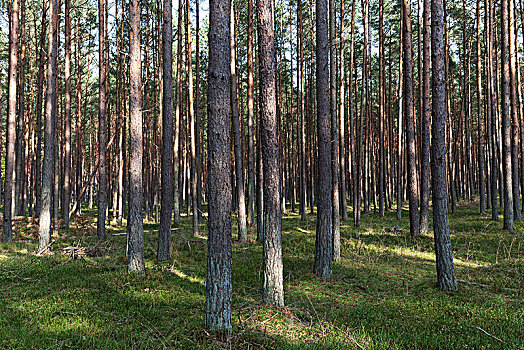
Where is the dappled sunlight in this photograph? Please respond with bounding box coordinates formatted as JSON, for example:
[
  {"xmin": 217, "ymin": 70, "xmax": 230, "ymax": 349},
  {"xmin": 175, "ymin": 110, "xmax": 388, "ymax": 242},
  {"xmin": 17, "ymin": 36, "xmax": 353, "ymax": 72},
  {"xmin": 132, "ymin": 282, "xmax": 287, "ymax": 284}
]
[{"xmin": 170, "ymin": 267, "xmax": 206, "ymax": 286}]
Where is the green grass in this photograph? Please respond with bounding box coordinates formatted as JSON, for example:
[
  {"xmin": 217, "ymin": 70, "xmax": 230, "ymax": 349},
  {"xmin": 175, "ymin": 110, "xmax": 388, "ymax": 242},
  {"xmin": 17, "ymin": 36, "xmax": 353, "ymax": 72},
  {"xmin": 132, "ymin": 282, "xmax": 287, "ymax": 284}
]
[{"xmin": 0, "ymin": 203, "xmax": 522, "ymax": 349}]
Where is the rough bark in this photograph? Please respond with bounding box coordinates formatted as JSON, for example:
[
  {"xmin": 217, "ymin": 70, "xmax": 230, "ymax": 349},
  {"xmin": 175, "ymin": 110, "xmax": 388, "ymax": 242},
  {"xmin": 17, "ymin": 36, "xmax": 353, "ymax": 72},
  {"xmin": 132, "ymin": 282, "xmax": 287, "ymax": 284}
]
[
  {"xmin": 34, "ymin": 6, "xmax": 47, "ymax": 219},
  {"xmin": 187, "ymin": 0, "xmax": 199, "ymax": 236},
  {"xmin": 298, "ymin": 0, "xmax": 307, "ymax": 221},
  {"xmin": 420, "ymin": 0, "xmax": 431, "ymax": 231},
  {"xmin": 329, "ymin": 0, "xmax": 340, "ymax": 262},
  {"xmin": 501, "ymin": 0, "xmax": 514, "ymax": 230},
  {"xmin": 3, "ymin": 0, "xmax": 19, "ymax": 243},
  {"xmin": 158, "ymin": 0, "xmax": 174, "ymax": 261},
  {"xmin": 379, "ymin": 0, "xmax": 385, "ymax": 218},
  {"xmin": 15, "ymin": 0, "xmax": 26, "ymax": 217},
  {"xmin": 173, "ymin": 0, "xmax": 183, "ymax": 225},
  {"xmin": 315, "ymin": 0, "xmax": 333, "ymax": 280},
  {"xmin": 477, "ymin": 0, "xmax": 486, "ymax": 214},
  {"xmin": 38, "ymin": 0, "xmax": 58, "ymax": 252},
  {"xmin": 230, "ymin": 2, "xmax": 247, "ymax": 242},
  {"xmin": 403, "ymin": 0, "xmax": 421, "ymax": 236},
  {"xmin": 128, "ymin": 0, "xmax": 145, "ymax": 273},
  {"xmin": 98, "ymin": 0, "xmax": 108, "ymax": 239},
  {"xmin": 431, "ymin": 0, "xmax": 458, "ymax": 291},
  {"xmin": 339, "ymin": 0, "xmax": 348, "ymax": 222},
  {"xmin": 509, "ymin": 0, "xmax": 520, "ymax": 220},
  {"xmin": 205, "ymin": 0, "xmax": 233, "ymax": 331},
  {"xmin": 63, "ymin": 0, "xmax": 72, "ymax": 228},
  {"xmin": 258, "ymin": 0, "xmax": 285, "ymax": 306},
  {"xmin": 247, "ymin": 0, "xmax": 256, "ymax": 227}
]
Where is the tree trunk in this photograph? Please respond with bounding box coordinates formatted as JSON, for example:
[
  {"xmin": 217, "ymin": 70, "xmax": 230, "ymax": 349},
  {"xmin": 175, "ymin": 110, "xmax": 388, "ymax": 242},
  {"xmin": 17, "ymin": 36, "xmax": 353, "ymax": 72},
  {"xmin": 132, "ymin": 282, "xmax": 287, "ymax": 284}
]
[
  {"xmin": 298, "ymin": 0, "xmax": 307, "ymax": 221},
  {"xmin": 230, "ymin": 1, "xmax": 247, "ymax": 242},
  {"xmin": 63, "ymin": 0, "xmax": 72, "ymax": 228},
  {"xmin": 379, "ymin": 0, "xmax": 385, "ymax": 218},
  {"xmin": 315, "ymin": 0, "xmax": 333, "ymax": 280},
  {"xmin": 174, "ymin": 0, "xmax": 183, "ymax": 225},
  {"xmin": 205, "ymin": 0, "xmax": 232, "ymax": 330},
  {"xmin": 187, "ymin": 0, "xmax": 199, "ymax": 236},
  {"xmin": 487, "ymin": 0, "xmax": 498, "ymax": 220},
  {"xmin": 329, "ymin": 0, "xmax": 340, "ymax": 262},
  {"xmin": 501, "ymin": 0, "xmax": 514, "ymax": 230},
  {"xmin": 3, "ymin": 0, "xmax": 19, "ymax": 243},
  {"xmin": 128, "ymin": 0, "xmax": 145, "ymax": 273},
  {"xmin": 246, "ymin": 0, "xmax": 256, "ymax": 228},
  {"xmin": 158, "ymin": 0, "xmax": 174, "ymax": 261},
  {"xmin": 258, "ymin": 0, "xmax": 284, "ymax": 307},
  {"xmin": 420, "ymin": 0, "xmax": 431, "ymax": 231},
  {"xmin": 34, "ymin": 6, "xmax": 47, "ymax": 219},
  {"xmin": 38, "ymin": 0, "xmax": 58, "ymax": 252},
  {"xmin": 98, "ymin": 0, "xmax": 107, "ymax": 239},
  {"xmin": 403, "ymin": 0, "xmax": 421, "ymax": 236},
  {"xmin": 477, "ymin": 0, "xmax": 486, "ymax": 214},
  {"xmin": 195, "ymin": 0, "xmax": 202, "ymax": 223},
  {"xmin": 397, "ymin": 9, "xmax": 404, "ymax": 222},
  {"xmin": 15, "ymin": 0, "xmax": 26, "ymax": 217},
  {"xmin": 339, "ymin": 0, "xmax": 348, "ymax": 222},
  {"xmin": 431, "ymin": 0, "xmax": 458, "ymax": 291},
  {"xmin": 509, "ymin": 0, "xmax": 520, "ymax": 220}
]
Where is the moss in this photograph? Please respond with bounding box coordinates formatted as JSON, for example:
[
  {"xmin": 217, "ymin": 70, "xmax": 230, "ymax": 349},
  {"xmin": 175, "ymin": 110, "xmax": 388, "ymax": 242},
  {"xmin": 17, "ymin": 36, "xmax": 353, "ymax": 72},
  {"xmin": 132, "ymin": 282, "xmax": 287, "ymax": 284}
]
[{"xmin": 0, "ymin": 204, "xmax": 521, "ymax": 349}]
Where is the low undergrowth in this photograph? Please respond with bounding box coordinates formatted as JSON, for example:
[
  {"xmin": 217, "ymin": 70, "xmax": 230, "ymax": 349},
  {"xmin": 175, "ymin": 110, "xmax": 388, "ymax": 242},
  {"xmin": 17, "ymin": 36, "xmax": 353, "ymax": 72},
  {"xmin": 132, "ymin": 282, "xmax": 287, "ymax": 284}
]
[{"xmin": 0, "ymin": 203, "xmax": 522, "ymax": 349}]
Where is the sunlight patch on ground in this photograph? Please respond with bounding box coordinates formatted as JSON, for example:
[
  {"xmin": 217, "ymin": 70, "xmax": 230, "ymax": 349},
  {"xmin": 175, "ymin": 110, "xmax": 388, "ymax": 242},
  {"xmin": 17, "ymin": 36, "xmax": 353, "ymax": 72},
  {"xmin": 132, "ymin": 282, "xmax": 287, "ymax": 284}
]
[
  {"xmin": 170, "ymin": 267, "xmax": 205, "ymax": 286},
  {"xmin": 355, "ymin": 240, "xmax": 490, "ymax": 268}
]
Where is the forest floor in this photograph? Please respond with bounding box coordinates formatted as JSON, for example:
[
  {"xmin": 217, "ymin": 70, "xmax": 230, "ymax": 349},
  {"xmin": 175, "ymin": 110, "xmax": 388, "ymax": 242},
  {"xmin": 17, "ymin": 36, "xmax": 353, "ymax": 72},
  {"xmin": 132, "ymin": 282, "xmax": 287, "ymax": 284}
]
[{"xmin": 0, "ymin": 203, "xmax": 522, "ymax": 349}]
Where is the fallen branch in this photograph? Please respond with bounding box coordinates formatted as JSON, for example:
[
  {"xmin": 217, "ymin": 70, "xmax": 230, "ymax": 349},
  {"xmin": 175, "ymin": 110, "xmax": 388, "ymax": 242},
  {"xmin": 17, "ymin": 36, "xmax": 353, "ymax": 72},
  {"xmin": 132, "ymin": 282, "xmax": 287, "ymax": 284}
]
[
  {"xmin": 475, "ymin": 327, "xmax": 507, "ymax": 345},
  {"xmin": 12, "ymin": 258, "xmax": 37, "ymax": 279},
  {"xmin": 36, "ymin": 239, "xmax": 55, "ymax": 255},
  {"xmin": 458, "ymin": 279, "xmax": 519, "ymax": 293},
  {"xmin": 329, "ymin": 323, "xmax": 367, "ymax": 350}
]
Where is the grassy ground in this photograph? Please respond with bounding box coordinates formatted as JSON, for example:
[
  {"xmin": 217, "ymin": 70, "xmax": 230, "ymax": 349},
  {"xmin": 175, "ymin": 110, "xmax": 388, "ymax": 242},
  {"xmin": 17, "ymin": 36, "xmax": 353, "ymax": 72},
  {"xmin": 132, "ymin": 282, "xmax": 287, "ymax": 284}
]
[{"xmin": 0, "ymin": 203, "xmax": 522, "ymax": 349}]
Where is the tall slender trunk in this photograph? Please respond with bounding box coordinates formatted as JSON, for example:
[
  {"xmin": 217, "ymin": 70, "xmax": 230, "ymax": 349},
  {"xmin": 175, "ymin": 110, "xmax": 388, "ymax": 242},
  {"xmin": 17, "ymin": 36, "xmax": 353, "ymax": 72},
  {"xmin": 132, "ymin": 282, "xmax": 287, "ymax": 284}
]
[
  {"xmin": 420, "ymin": 0, "xmax": 431, "ymax": 231},
  {"xmin": 195, "ymin": 0, "xmax": 202, "ymax": 223},
  {"xmin": 397, "ymin": 9, "xmax": 404, "ymax": 222},
  {"xmin": 339, "ymin": 0, "xmax": 348, "ymax": 222},
  {"xmin": 247, "ymin": 0, "xmax": 256, "ymax": 227},
  {"xmin": 501, "ymin": 0, "xmax": 514, "ymax": 230},
  {"xmin": 16, "ymin": 0, "xmax": 26, "ymax": 217},
  {"xmin": 329, "ymin": 0, "xmax": 340, "ymax": 261},
  {"xmin": 34, "ymin": 6, "xmax": 47, "ymax": 219},
  {"xmin": 349, "ymin": 0, "xmax": 356, "ymax": 224},
  {"xmin": 315, "ymin": 0, "xmax": 333, "ymax": 279},
  {"xmin": 205, "ymin": 0, "xmax": 232, "ymax": 330},
  {"xmin": 477, "ymin": 0, "xmax": 486, "ymax": 214},
  {"xmin": 298, "ymin": 0, "xmax": 307, "ymax": 221},
  {"xmin": 158, "ymin": 0, "xmax": 174, "ymax": 261},
  {"xmin": 488, "ymin": 0, "xmax": 498, "ymax": 220},
  {"xmin": 230, "ymin": 1, "xmax": 247, "ymax": 241},
  {"xmin": 509, "ymin": 0, "xmax": 520, "ymax": 220},
  {"xmin": 431, "ymin": 0, "xmax": 458, "ymax": 291},
  {"xmin": 3, "ymin": 0, "xmax": 20, "ymax": 243},
  {"xmin": 116, "ymin": 0, "xmax": 124, "ymax": 225},
  {"xmin": 128, "ymin": 0, "xmax": 145, "ymax": 273},
  {"xmin": 38, "ymin": 0, "xmax": 58, "ymax": 252},
  {"xmin": 187, "ymin": 0, "xmax": 199, "ymax": 236},
  {"xmin": 63, "ymin": 0, "xmax": 72, "ymax": 227},
  {"xmin": 98, "ymin": 0, "xmax": 107, "ymax": 239},
  {"xmin": 403, "ymin": 0, "xmax": 421, "ymax": 236},
  {"xmin": 174, "ymin": 0, "xmax": 183, "ymax": 225},
  {"xmin": 258, "ymin": 0, "xmax": 284, "ymax": 306},
  {"xmin": 378, "ymin": 0, "xmax": 385, "ymax": 218}
]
